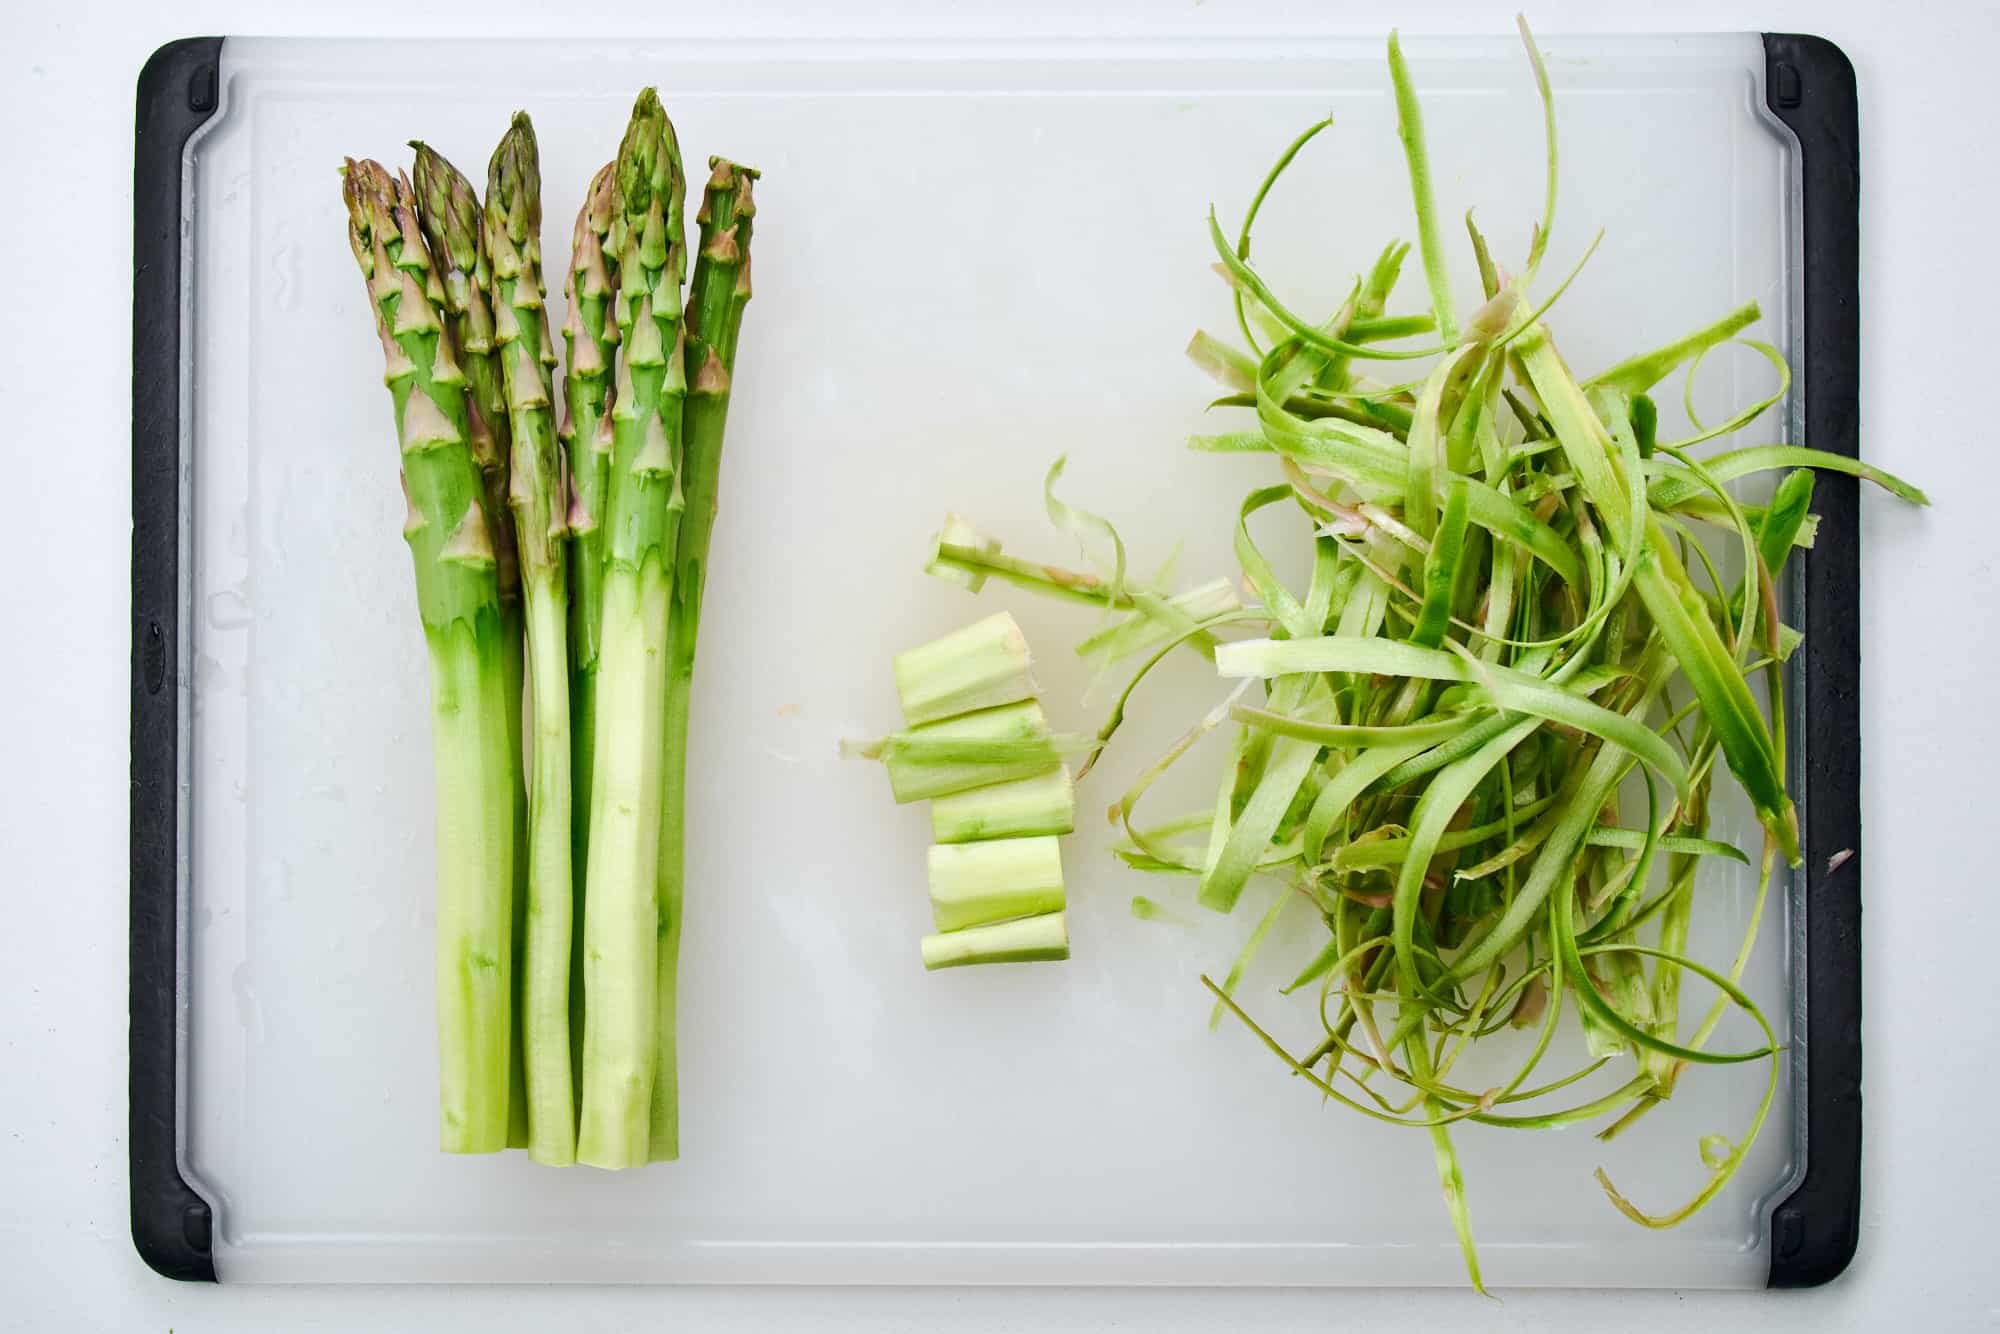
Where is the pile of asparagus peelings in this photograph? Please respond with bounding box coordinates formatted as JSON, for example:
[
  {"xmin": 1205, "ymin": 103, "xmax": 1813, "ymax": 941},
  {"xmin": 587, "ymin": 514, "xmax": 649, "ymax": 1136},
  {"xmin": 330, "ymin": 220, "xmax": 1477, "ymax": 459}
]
[{"xmin": 340, "ymin": 90, "xmax": 757, "ymax": 1168}]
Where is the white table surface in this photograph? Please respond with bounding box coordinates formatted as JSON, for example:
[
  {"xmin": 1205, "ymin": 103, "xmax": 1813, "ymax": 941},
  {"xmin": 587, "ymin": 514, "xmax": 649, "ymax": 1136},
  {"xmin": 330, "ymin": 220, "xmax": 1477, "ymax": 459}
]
[{"xmin": 2, "ymin": 0, "xmax": 1991, "ymax": 1328}]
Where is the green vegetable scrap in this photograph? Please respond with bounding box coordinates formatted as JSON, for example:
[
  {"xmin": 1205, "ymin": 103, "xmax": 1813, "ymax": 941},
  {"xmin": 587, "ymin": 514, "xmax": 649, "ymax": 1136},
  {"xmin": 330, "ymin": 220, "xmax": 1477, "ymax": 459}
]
[
  {"xmin": 860, "ymin": 615, "xmax": 1079, "ymax": 969},
  {"xmin": 918, "ymin": 18, "xmax": 1924, "ymax": 1287}
]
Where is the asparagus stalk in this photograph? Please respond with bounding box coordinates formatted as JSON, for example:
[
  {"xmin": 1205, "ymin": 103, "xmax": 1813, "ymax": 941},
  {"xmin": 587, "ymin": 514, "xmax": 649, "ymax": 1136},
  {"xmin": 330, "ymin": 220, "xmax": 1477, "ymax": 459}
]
[
  {"xmin": 562, "ymin": 161, "xmax": 620, "ymax": 898},
  {"xmin": 409, "ymin": 142, "xmax": 518, "ymax": 597},
  {"xmin": 561, "ymin": 161, "xmax": 620, "ymax": 1108},
  {"xmin": 485, "ymin": 113, "xmax": 577, "ymax": 1166},
  {"xmin": 409, "ymin": 141, "xmax": 532, "ymax": 1145},
  {"xmin": 577, "ymin": 89, "xmax": 687, "ymax": 1170},
  {"xmin": 652, "ymin": 154, "xmax": 759, "ymax": 1159},
  {"xmin": 342, "ymin": 158, "xmax": 515, "ymax": 1153}
]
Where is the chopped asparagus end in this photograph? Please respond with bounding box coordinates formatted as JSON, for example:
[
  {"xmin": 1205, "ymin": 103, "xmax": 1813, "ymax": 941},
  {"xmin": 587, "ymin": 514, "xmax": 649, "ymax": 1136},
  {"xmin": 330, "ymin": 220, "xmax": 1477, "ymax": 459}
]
[
  {"xmin": 927, "ymin": 835, "xmax": 1066, "ymax": 932},
  {"xmin": 879, "ymin": 699, "xmax": 1063, "ymax": 803},
  {"xmin": 930, "ymin": 766, "xmax": 1076, "ymax": 844},
  {"xmin": 925, "ymin": 514, "xmax": 1001, "ymax": 592},
  {"xmin": 893, "ymin": 610, "xmax": 1036, "ymax": 725},
  {"xmin": 921, "ymin": 912, "xmax": 1070, "ymax": 970}
]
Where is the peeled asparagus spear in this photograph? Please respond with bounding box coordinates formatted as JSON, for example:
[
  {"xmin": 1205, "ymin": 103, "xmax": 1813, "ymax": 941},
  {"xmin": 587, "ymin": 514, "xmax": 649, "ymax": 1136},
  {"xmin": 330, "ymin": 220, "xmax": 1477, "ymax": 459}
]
[
  {"xmin": 342, "ymin": 158, "xmax": 515, "ymax": 1153},
  {"xmin": 652, "ymin": 155, "xmax": 758, "ymax": 1159},
  {"xmin": 484, "ymin": 112, "xmax": 576, "ymax": 1166},
  {"xmin": 409, "ymin": 140, "xmax": 532, "ymax": 1145},
  {"xmin": 561, "ymin": 161, "xmax": 620, "ymax": 1109},
  {"xmin": 577, "ymin": 89, "xmax": 687, "ymax": 1170},
  {"xmin": 562, "ymin": 160, "xmax": 620, "ymax": 929}
]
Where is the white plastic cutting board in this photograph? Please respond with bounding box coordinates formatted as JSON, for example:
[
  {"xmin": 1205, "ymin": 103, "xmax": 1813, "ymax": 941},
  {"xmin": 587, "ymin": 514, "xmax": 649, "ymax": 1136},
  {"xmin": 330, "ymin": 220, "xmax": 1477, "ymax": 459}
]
[{"xmin": 178, "ymin": 32, "xmax": 1803, "ymax": 1285}]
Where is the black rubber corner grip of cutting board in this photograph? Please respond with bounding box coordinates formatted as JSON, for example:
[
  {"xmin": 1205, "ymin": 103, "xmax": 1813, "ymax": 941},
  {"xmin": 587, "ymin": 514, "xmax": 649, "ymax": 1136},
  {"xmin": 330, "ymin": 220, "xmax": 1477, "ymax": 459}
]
[
  {"xmin": 132, "ymin": 35, "xmax": 223, "ymax": 1284},
  {"xmin": 1762, "ymin": 32, "xmax": 1863, "ymax": 1290}
]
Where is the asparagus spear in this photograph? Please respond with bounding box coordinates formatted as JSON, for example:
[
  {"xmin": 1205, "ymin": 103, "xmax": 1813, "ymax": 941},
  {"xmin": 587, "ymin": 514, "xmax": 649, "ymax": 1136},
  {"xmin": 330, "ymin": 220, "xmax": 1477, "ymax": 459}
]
[
  {"xmin": 409, "ymin": 141, "xmax": 532, "ymax": 1145},
  {"xmin": 342, "ymin": 158, "xmax": 515, "ymax": 1153},
  {"xmin": 410, "ymin": 143, "xmax": 518, "ymax": 594},
  {"xmin": 577, "ymin": 89, "xmax": 687, "ymax": 1170},
  {"xmin": 484, "ymin": 112, "xmax": 576, "ymax": 1166},
  {"xmin": 652, "ymin": 155, "xmax": 757, "ymax": 1158},
  {"xmin": 561, "ymin": 162, "xmax": 620, "ymax": 1108},
  {"xmin": 561, "ymin": 160, "xmax": 620, "ymax": 940}
]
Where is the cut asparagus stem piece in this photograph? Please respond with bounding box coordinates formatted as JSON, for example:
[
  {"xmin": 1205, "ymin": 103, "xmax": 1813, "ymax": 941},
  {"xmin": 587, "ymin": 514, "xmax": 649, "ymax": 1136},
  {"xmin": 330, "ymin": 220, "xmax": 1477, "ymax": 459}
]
[
  {"xmin": 931, "ymin": 766, "xmax": 1076, "ymax": 843},
  {"xmin": 927, "ymin": 836, "xmax": 1067, "ymax": 932},
  {"xmin": 921, "ymin": 913, "xmax": 1071, "ymax": 970},
  {"xmin": 577, "ymin": 88, "xmax": 686, "ymax": 1171},
  {"xmin": 653, "ymin": 154, "xmax": 759, "ymax": 1160},
  {"xmin": 925, "ymin": 513, "xmax": 1001, "ymax": 592},
  {"xmin": 871, "ymin": 699, "xmax": 1066, "ymax": 803},
  {"xmin": 409, "ymin": 139, "xmax": 531, "ymax": 1148},
  {"xmin": 485, "ymin": 112, "xmax": 576, "ymax": 1167},
  {"xmin": 893, "ymin": 611, "xmax": 1037, "ymax": 725},
  {"xmin": 342, "ymin": 158, "xmax": 514, "ymax": 1154}
]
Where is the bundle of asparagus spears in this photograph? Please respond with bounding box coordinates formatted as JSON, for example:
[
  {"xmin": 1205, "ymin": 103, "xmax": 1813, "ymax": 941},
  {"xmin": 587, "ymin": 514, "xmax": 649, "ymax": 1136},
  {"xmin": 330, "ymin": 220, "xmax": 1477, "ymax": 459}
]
[{"xmin": 341, "ymin": 90, "xmax": 757, "ymax": 1168}]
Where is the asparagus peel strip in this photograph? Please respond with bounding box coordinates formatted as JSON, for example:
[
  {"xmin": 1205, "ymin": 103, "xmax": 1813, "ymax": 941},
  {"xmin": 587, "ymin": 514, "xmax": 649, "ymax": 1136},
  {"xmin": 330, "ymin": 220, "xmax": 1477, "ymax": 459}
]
[
  {"xmin": 485, "ymin": 112, "xmax": 577, "ymax": 1166},
  {"xmin": 577, "ymin": 88, "xmax": 687, "ymax": 1170},
  {"xmin": 342, "ymin": 158, "xmax": 516, "ymax": 1154}
]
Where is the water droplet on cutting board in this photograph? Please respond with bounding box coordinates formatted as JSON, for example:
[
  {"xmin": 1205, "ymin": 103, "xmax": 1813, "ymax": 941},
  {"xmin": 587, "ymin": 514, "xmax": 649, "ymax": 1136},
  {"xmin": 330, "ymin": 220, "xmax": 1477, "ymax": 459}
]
[
  {"xmin": 272, "ymin": 243, "xmax": 300, "ymax": 311},
  {"xmin": 231, "ymin": 961, "xmax": 266, "ymax": 1045},
  {"xmin": 193, "ymin": 652, "xmax": 225, "ymax": 693},
  {"xmin": 207, "ymin": 587, "xmax": 251, "ymax": 630},
  {"xmin": 262, "ymin": 858, "xmax": 294, "ymax": 903}
]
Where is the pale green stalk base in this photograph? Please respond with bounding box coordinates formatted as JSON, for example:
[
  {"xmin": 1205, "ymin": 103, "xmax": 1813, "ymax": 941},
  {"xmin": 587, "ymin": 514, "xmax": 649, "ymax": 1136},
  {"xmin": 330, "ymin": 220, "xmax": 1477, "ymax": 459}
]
[
  {"xmin": 569, "ymin": 668, "xmax": 595, "ymax": 1106},
  {"xmin": 649, "ymin": 677, "xmax": 691, "ymax": 1163},
  {"xmin": 893, "ymin": 611, "xmax": 1036, "ymax": 725},
  {"xmin": 522, "ymin": 581, "xmax": 577, "ymax": 1165},
  {"xmin": 927, "ymin": 836, "xmax": 1066, "ymax": 932},
  {"xmin": 922, "ymin": 913, "xmax": 1070, "ymax": 970},
  {"xmin": 931, "ymin": 766, "xmax": 1075, "ymax": 843},
  {"xmin": 427, "ymin": 617, "xmax": 516, "ymax": 1154},
  {"xmin": 577, "ymin": 561, "xmax": 670, "ymax": 1170}
]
